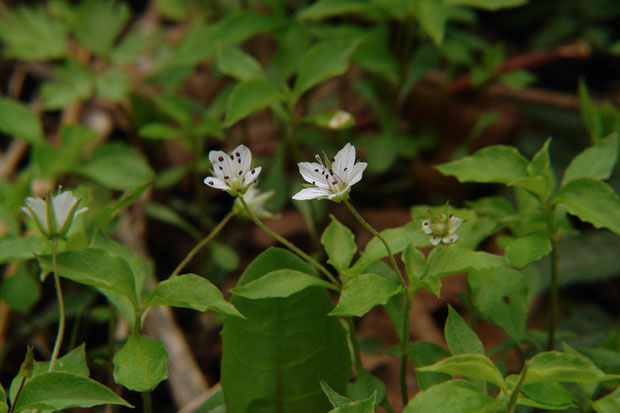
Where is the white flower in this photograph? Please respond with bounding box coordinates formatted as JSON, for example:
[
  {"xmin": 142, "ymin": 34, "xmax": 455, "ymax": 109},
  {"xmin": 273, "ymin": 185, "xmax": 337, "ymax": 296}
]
[
  {"xmin": 204, "ymin": 144, "xmax": 261, "ymax": 195},
  {"xmin": 292, "ymin": 142, "xmax": 367, "ymax": 202},
  {"xmin": 22, "ymin": 189, "xmax": 88, "ymax": 238},
  {"xmin": 422, "ymin": 213, "xmax": 463, "ymax": 246},
  {"xmin": 328, "ymin": 110, "xmax": 353, "ymax": 129},
  {"xmin": 234, "ymin": 187, "xmax": 278, "ymax": 219}
]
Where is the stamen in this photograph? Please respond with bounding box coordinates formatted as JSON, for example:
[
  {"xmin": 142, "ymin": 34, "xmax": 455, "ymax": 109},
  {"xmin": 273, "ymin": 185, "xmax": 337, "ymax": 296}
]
[
  {"xmin": 218, "ymin": 156, "xmax": 224, "ymax": 162},
  {"xmin": 207, "ymin": 181, "xmax": 213, "ymax": 185},
  {"xmin": 238, "ymin": 171, "xmax": 243, "ymax": 175},
  {"xmin": 314, "ymin": 169, "xmax": 319, "ymax": 172},
  {"xmin": 224, "ymin": 176, "xmax": 229, "ymax": 180},
  {"xmin": 230, "ymin": 154, "xmax": 234, "ymax": 160},
  {"xmin": 235, "ymin": 152, "xmax": 240, "ymax": 157}
]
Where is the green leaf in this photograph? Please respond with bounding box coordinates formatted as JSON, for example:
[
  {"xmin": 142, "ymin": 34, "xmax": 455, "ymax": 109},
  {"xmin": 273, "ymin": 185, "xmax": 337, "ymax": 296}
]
[
  {"xmin": 0, "ymin": 383, "xmax": 6, "ymax": 413},
  {"xmin": 498, "ymin": 70, "xmax": 537, "ymax": 89},
  {"xmin": 12, "ymin": 372, "xmax": 131, "ymax": 412},
  {"xmin": 413, "ymin": 0, "xmax": 448, "ymax": 46},
  {"xmin": 93, "ymin": 183, "xmax": 150, "ymax": 230},
  {"xmin": 505, "ymin": 233, "xmax": 552, "ymax": 268},
  {"xmin": 144, "ymin": 202, "xmax": 201, "ymax": 240},
  {"xmin": 33, "ymin": 344, "xmax": 90, "ymax": 377},
  {"xmin": 74, "ymin": 0, "xmax": 129, "ymax": 55},
  {"xmin": 525, "ymin": 351, "xmax": 611, "ymax": 384},
  {"xmin": 329, "ymin": 392, "xmax": 376, "ymax": 413},
  {"xmin": 215, "ymin": 46, "xmax": 265, "ymax": 81},
  {"xmin": 593, "ymin": 386, "xmax": 620, "ymax": 413},
  {"xmin": 554, "ymin": 178, "xmax": 620, "ymax": 234},
  {"xmin": 399, "ymin": 44, "xmax": 440, "ymax": 102},
  {"xmin": 77, "ymin": 142, "xmax": 154, "ymax": 190},
  {"xmin": 321, "ymin": 215, "xmax": 357, "ymax": 272},
  {"xmin": 444, "ymin": 0, "xmax": 528, "ymax": 10},
  {"xmin": 445, "ymin": 305, "xmax": 484, "ymax": 355},
  {"xmin": 139, "ymin": 123, "xmax": 180, "ymax": 140},
  {"xmin": 0, "ymin": 237, "xmax": 46, "ymax": 264},
  {"xmin": 436, "ymin": 145, "xmax": 529, "ymax": 184},
  {"xmin": 468, "ymin": 267, "xmax": 529, "ymax": 342},
  {"xmin": 424, "ymin": 245, "xmax": 504, "ymax": 278},
  {"xmin": 113, "ymin": 335, "xmax": 169, "ymax": 392},
  {"xmin": 0, "ymin": 265, "xmax": 41, "ymax": 312},
  {"xmin": 146, "ymin": 274, "xmax": 243, "ymax": 318},
  {"xmin": 297, "ymin": 0, "xmax": 369, "ymax": 20},
  {"xmin": 94, "ymin": 69, "xmax": 131, "ymax": 102},
  {"xmin": 0, "ymin": 97, "xmax": 44, "ymax": 145},
  {"xmin": 417, "ymin": 354, "xmax": 506, "ymax": 391},
  {"xmin": 403, "ymin": 380, "xmax": 496, "ymax": 413},
  {"xmin": 40, "ymin": 60, "xmax": 93, "ymax": 110},
  {"xmin": 518, "ymin": 382, "xmax": 577, "ymax": 410},
  {"xmin": 0, "ymin": 5, "xmax": 67, "ymax": 61},
  {"xmin": 231, "ymin": 269, "xmax": 337, "ymax": 299},
  {"xmin": 403, "ymin": 245, "xmax": 442, "ymax": 295},
  {"xmin": 563, "ymin": 133, "xmax": 620, "ymax": 185},
  {"xmin": 222, "ymin": 248, "xmax": 351, "ymax": 413},
  {"xmin": 109, "ymin": 27, "xmax": 159, "ymax": 64},
  {"xmin": 293, "ymin": 37, "xmax": 362, "ymax": 98},
  {"xmin": 346, "ymin": 370, "xmax": 387, "ymax": 407},
  {"xmin": 513, "ymin": 137, "xmax": 555, "ymax": 199},
  {"xmin": 352, "ymin": 223, "xmax": 418, "ymax": 273},
  {"xmin": 352, "ymin": 26, "xmax": 400, "ymax": 82},
  {"xmin": 320, "ymin": 379, "xmax": 352, "ymax": 407},
  {"xmin": 329, "ymin": 273, "xmax": 402, "ymax": 317},
  {"xmin": 224, "ymin": 79, "xmax": 280, "ymax": 127},
  {"xmin": 409, "ymin": 341, "xmax": 451, "ymax": 390}
]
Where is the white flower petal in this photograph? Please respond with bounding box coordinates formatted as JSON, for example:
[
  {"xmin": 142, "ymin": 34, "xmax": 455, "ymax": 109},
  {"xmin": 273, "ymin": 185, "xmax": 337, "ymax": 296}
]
[
  {"xmin": 344, "ymin": 162, "xmax": 367, "ymax": 187},
  {"xmin": 430, "ymin": 236, "xmax": 441, "ymax": 246},
  {"xmin": 298, "ymin": 162, "xmax": 328, "ymax": 188},
  {"xmin": 209, "ymin": 150, "xmax": 234, "ymax": 179},
  {"xmin": 333, "ymin": 142, "xmax": 356, "ymax": 177},
  {"xmin": 442, "ymin": 234, "xmax": 458, "ymax": 244},
  {"xmin": 204, "ymin": 176, "xmax": 230, "ymax": 190},
  {"xmin": 25, "ymin": 197, "xmax": 48, "ymax": 229},
  {"xmin": 52, "ymin": 191, "xmax": 79, "ymax": 228},
  {"xmin": 292, "ymin": 187, "xmax": 331, "ymax": 200},
  {"xmin": 75, "ymin": 207, "xmax": 88, "ymax": 217},
  {"xmin": 422, "ymin": 220, "xmax": 433, "ymax": 234},
  {"xmin": 242, "ymin": 166, "xmax": 261, "ymax": 187},
  {"xmin": 231, "ymin": 144, "xmax": 252, "ymax": 176},
  {"xmin": 448, "ymin": 215, "xmax": 463, "ymax": 233}
]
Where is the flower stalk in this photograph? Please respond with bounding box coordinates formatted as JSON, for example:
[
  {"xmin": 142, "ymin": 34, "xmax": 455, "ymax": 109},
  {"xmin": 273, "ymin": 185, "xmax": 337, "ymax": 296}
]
[{"xmin": 48, "ymin": 237, "xmax": 65, "ymax": 372}]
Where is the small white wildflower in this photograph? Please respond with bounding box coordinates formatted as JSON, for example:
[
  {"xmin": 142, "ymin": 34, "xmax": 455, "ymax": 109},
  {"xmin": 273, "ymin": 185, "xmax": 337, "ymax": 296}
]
[
  {"xmin": 328, "ymin": 110, "xmax": 353, "ymax": 129},
  {"xmin": 22, "ymin": 189, "xmax": 88, "ymax": 239},
  {"xmin": 204, "ymin": 144, "xmax": 261, "ymax": 196},
  {"xmin": 234, "ymin": 187, "xmax": 278, "ymax": 220},
  {"xmin": 292, "ymin": 142, "xmax": 367, "ymax": 202},
  {"xmin": 422, "ymin": 213, "xmax": 463, "ymax": 246}
]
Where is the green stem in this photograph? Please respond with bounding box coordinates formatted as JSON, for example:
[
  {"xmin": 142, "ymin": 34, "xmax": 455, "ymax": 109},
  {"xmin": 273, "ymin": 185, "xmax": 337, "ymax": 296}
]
[
  {"xmin": 506, "ymin": 362, "xmax": 528, "ymax": 413},
  {"xmin": 170, "ymin": 210, "xmax": 237, "ymax": 277},
  {"xmin": 547, "ymin": 235, "xmax": 559, "ymax": 351},
  {"xmin": 141, "ymin": 391, "xmax": 152, "ymax": 413},
  {"xmin": 343, "ymin": 199, "xmax": 410, "ymax": 404},
  {"xmin": 347, "ymin": 318, "xmax": 363, "ymax": 371},
  {"xmin": 239, "ymin": 195, "xmax": 340, "ymax": 287},
  {"xmin": 49, "ymin": 237, "xmax": 65, "ymax": 372}
]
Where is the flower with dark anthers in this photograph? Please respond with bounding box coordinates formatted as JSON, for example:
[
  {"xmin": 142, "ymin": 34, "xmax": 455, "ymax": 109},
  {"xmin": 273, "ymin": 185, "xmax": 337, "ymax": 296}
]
[
  {"xmin": 292, "ymin": 142, "xmax": 367, "ymax": 202},
  {"xmin": 204, "ymin": 145, "xmax": 261, "ymax": 196},
  {"xmin": 422, "ymin": 213, "xmax": 463, "ymax": 245}
]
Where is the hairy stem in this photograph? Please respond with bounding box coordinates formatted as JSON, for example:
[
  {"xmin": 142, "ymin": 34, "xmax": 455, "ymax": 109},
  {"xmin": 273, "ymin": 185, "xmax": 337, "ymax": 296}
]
[
  {"xmin": 49, "ymin": 237, "xmax": 65, "ymax": 372},
  {"xmin": 171, "ymin": 210, "xmax": 237, "ymax": 277},
  {"xmin": 239, "ymin": 195, "xmax": 340, "ymax": 287}
]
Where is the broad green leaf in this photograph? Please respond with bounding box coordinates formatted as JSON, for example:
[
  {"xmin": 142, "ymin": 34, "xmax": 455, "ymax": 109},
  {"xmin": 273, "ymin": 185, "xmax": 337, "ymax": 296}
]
[
  {"xmin": 329, "ymin": 392, "xmax": 376, "ymax": 413},
  {"xmin": 563, "ymin": 133, "xmax": 620, "ymax": 185},
  {"xmin": 554, "ymin": 178, "xmax": 620, "ymax": 234},
  {"xmin": 153, "ymin": 94, "xmax": 193, "ymax": 126},
  {"xmin": 329, "ymin": 273, "xmax": 402, "ymax": 317},
  {"xmin": 403, "ymin": 380, "xmax": 496, "ymax": 413},
  {"xmin": 518, "ymin": 382, "xmax": 577, "ymax": 410},
  {"xmin": 352, "ymin": 223, "xmax": 418, "ymax": 273},
  {"xmin": 402, "ymin": 245, "xmax": 442, "ymax": 295},
  {"xmin": 32, "ymin": 124, "xmax": 96, "ymax": 178},
  {"xmin": 515, "ymin": 137, "xmax": 555, "ymax": 199},
  {"xmin": 593, "ymin": 386, "xmax": 620, "ymax": 413},
  {"xmin": 0, "ymin": 237, "xmax": 46, "ymax": 264},
  {"xmin": 0, "ymin": 97, "xmax": 44, "ymax": 145},
  {"xmin": 215, "ymin": 46, "xmax": 265, "ymax": 81},
  {"xmin": 321, "ymin": 215, "xmax": 357, "ymax": 272},
  {"xmin": 0, "ymin": 265, "xmax": 41, "ymax": 312},
  {"xmin": 346, "ymin": 370, "xmax": 387, "ymax": 407},
  {"xmin": 436, "ymin": 145, "xmax": 529, "ymax": 184},
  {"xmin": 320, "ymin": 379, "xmax": 351, "ymax": 407},
  {"xmin": 398, "ymin": 44, "xmax": 441, "ymax": 102},
  {"xmin": 409, "ymin": 341, "xmax": 451, "ymax": 390},
  {"xmin": 352, "ymin": 26, "xmax": 400, "ymax": 82},
  {"xmin": 231, "ymin": 269, "xmax": 337, "ymax": 299},
  {"xmin": 297, "ymin": 0, "xmax": 369, "ymax": 20},
  {"xmin": 424, "ymin": 245, "xmax": 504, "ymax": 278},
  {"xmin": 417, "ymin": 354, "xmax": 506, "ymax": 391},
  {"xmin": 413, "ymin": 0, "xmax": 448, "ymax": 46},
  {"xmin": 110, "ymin": 27, "xmax": 158, "ymax": 64},
  {"xmin": 139, "ymin": 123, "xmax": 180, "ymax": 140},
  {"xmin": 222, "ymin": 248, "xmax": 351, "ymax": 413},
  {"xmin": 445, "ymin": 305, "xmax": 484, "ymax": 355},
  {"xmin": 468, "ymin": 267, "xmax": 528, "ymax": 342},
  {"xmin": 40, "ymin": 60, "xmax": 93, "ymax": 109},
  {"xmin": 270, "ymin": 23, "xmax": 311, "ymax": 84},
  {"xmin": 146, "ymin": 274, "xmax": 243, "ymax": 318},
  {"xmin": 77, "ymin": 142, "xmax": 154, "ymax": 190},
  {"xmin": 144, "ymin": 202, "xmax": 201, "ymax": 240},
  {"xmin": 445, "ymin": 0, "xmax": 527, "ymax": 10},
  {"xmin": 74, "ymin": 0, "xmax": 130, "ymax": 55},
  {"xmin": 193, "ymin": 116, "xmax": 223, "ymax": 139},
  {"xmin": 0, "ymin": 5, "xmax": 67, "ymax": 60},
  {"xmin": 12, "ymin": 372, "xmax": 131, "ymax": 412},
  {"xmin": 212, "ymin": 12, "xmax": 286, "ymax": 49},
  {"xmin": 505, "ymin": 233, "xmax": 552, "ymax": 268},
  {"xmin": 113, "ymin": 335, "xmax": 168, "ymax": 392},
  {"xmin": 0, "ymin": 383, "xmax": 6, "ymax": 413},
  {"xmin": 224, "ymin": 79, "xmax": 280, "ymax": 127},
  {"xmin": 93, "ymin": 183, "xmax": 150, "ymax": 230},
  {"xmin": 525, "ymin": 351, "xmax": 609, "ymax": 384},
  {"xmin": 293, "ymin": 37, "xmax": 362, "ymax": 98},
  {"xmin": 94, "ymin": 69, "xmax": 131, "ymax": 102}
]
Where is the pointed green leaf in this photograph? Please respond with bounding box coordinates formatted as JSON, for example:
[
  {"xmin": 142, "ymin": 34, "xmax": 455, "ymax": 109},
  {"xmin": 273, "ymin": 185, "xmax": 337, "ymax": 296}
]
[
  {"xmin": 404, "ymin": 380, "xmax": 496, "ymax": 413},
  {"xmin": 525, "ymin": 351, "xmax": 611, "ymax": 384},
  {"xmin": 0, "ymin": 383, "xmax": 6, "ymax": 413},
  {"xmin": 297, "ymin": 0, "xmax": 369, "ymax": 20},
  {"xmin": 445, "ymin": 305, "xmax": 484, "ymax": 355},
  {"xmin": 413, "ymin": 0, "xmax": 448, "ymax": 46},
  {"xmin": 74, "ymin": 0, "xmax": 130, "ymax": 55},
  {"xmin": 505, "ymin": 233, "xmax": 552, "ymax": 268},
  {"xmin": 554, "ymin": 178, "xmax": 620, "ymax": 234},
  {"xmin": 329, "ymin": 392, "xmax": 376, "ymax": 413},
  {"xmin": 468, "ymin": 268, "xmax": 528, "ymax": 342},
  {"xmin": 436, "ymin": 145, "xmax": 529, "ymax": 184},
  {"xmin": 215, "ymin": 46, "xmax": 265, "ymax": 81},
  {"xmin": 320, "ymin": 379, "xmax": 351, "ymax": 407},
  {"xmin": 346, "ymin": 370, "xmax": 387, "ymax": 407},
  {"xmin": 113, "ymin": 335, "xmax": 169, "ymax": 392},
  {"xmin": 514, "ymin": 137, "xmax": 555, "ymax": 199},
  {"xmin": 425, "ymin": 245, "xmax": 504, "ymax": 279},
  {"xmin": 352, "ymin": 223, "xmax": 419, "ymax": 273},
  {"xmin": 0, "ymin": 97, "xmax": 44, "ymax": 145},
  {"xmin": 417, "ymin": 354, "xmax": 506, "ymax": 392},
  {"xmin": 12, "ymin": 372, "xmax": 131, "ymax": 412},
  {"xmin": 563, "ymin": 133, "xmax": 620, "ymax": 185},
  {"xmin": 593, "ymin": 386, "xmax": 620, "ymax": 413},
  {"xmin": 224, "ymin": 79, "xmax": 280, "ymax": 127},
  {"xmin": 321, "ymin": 215, "xmax": 357, "ymax": 272},
  {"xmin": 146, "ymin": 274, "xmax": 243, "ymax": 318},
  {"xmin": 329, "ymin": 273, "xmax": 402, "ymax": 317},
  {"xmin": 517, "ymin": 382, "xmax": 577, "ymax": 410},
  {"xmin": 40, "ymin": 60, "xmax": 93, "ymax": 109},
  {"xmin": 139, "ymin": 123, "xmax": 180, "ymax": 140},
  {"xmin": 222, "ymin": 248, "xmax": 351, "ymax": 413},
  {"xmin": 409, "ymin": 341, "xmax": 451, "ymax": 390},
  {"xmin": 445, "ymin": 0, "xmax": 527, "ymax": 10},
  {"xmin": 231, "ymin": 268, "xmax": 338, "ymax": 299}
]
